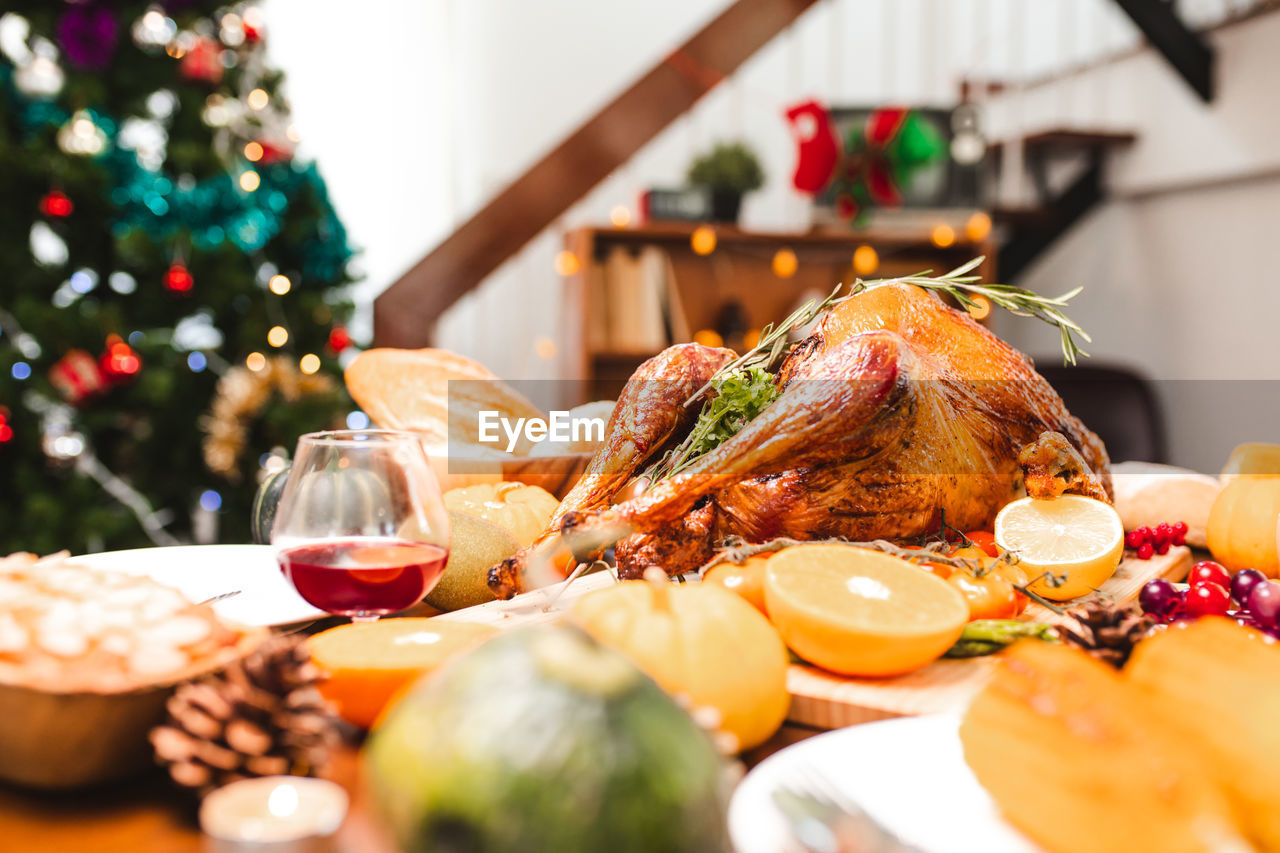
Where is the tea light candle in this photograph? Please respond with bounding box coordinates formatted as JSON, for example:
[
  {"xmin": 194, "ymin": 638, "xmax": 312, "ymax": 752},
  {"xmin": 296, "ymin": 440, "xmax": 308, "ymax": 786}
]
[{"xmin": 200, "ymin": 776, "xmax": 349, "ymax": 853}]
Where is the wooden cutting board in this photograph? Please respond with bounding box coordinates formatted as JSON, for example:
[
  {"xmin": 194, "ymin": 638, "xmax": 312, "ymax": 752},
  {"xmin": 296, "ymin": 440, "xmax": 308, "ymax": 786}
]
[{"xmin": 434, "ymin": 547, "xmax": 1193, "ymax": 729}]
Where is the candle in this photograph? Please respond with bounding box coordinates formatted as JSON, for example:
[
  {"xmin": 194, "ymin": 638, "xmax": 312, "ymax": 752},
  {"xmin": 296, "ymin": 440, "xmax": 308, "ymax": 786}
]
[{"xmin": 200, "ymin": 776, "xmax": 349, "ymax": 853}]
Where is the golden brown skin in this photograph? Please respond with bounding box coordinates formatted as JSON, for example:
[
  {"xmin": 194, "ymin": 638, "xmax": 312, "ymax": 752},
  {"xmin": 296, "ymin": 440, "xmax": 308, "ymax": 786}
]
[
  {"xmin": 1019, "ymin": 431, "xmax": 1110, "ymax": 501},
  {"xmin": 491, "ymin": 283, "xmax": 1112, "ymax": 595},
  {"xmin": 487, "ymin": 343, "xmax": 734, "ymax": 598}
]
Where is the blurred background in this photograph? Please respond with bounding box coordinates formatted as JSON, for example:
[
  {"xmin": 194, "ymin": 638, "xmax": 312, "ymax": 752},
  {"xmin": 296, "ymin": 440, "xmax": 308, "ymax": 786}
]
[{"xmin": 2, "ymin": 0, "xmax": 1278, "ymax": 553}]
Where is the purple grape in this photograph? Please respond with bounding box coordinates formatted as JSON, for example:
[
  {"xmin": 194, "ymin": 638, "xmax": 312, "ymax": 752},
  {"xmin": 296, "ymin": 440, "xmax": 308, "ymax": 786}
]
[
  {"xmin": 1139, "ymin": 578, "xmax": 1178, "ymax": 616},
  {"xmin": 1247, "ymin": 581, "xmax": 1280, "ymax": 630},
  {"xmin": 1230, "ymin": 569, "xmax": 1267, "ymax": 606}
]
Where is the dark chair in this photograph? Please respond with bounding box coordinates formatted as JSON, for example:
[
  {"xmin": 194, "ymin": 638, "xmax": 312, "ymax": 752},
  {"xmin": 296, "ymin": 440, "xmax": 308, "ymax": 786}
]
[{"xmin": 1035, "ymin": 362, "xmax": 1167, "ymax": 464}]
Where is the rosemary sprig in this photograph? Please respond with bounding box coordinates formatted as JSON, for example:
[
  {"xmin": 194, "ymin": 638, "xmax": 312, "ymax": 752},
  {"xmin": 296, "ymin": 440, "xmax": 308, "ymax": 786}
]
[
  {"xmin": 685, "ymin": 282, "xmax": 845, "ymax": 407},
  {"xmin": 848, "ymin": 256, "xmax": 1091, "ymax": 366}
]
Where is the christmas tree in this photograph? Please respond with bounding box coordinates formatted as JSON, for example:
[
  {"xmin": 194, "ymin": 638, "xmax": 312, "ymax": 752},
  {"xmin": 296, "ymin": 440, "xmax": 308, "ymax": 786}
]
[{"xmin": 0, "ymin": 2, "xmax": 357, "ymax": 554}]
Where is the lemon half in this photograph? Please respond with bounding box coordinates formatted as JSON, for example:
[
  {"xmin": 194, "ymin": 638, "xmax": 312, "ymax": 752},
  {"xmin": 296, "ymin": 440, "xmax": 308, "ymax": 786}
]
[{"xmin": 994, "ymin": 496, "xmax": 1124, "ymax": 601}]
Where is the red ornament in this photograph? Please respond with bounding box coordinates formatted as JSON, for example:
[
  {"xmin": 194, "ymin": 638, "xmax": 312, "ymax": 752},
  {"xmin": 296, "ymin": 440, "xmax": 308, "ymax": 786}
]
[
  {"xmin": 327, "ymin": 327, "xmax": 351, "ymax": 353},
  {"xmin": 39, "ymin": 190, "xmax": 74, "ymax": 218},
  {"xmin": 165, "ymin": 263, "xmax": 194, "ymax": 293},
  {"xmin": 100, "ymin": 335, "xmax": 142, "ymax": 380},
  {"xmin": 255, "ymin": 140, "xmax": 293, "ymax": 165},
  {"xmin": 0, "ymin": 407, "xmax": 12, "ymax": 444},
  {"xmin": 49, "ymin": 349, "xmax": 108, "ymax": 404},
  {"xmin": 180, "ymin": 37, "xmax": 224, "ymax": 84}
]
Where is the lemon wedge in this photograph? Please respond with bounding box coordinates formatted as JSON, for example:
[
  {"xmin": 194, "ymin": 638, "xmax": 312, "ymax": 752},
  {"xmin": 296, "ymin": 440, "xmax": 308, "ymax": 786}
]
[{"xmin": 994, "ymin": 495, "xmax": 1124, "ymax": 601}]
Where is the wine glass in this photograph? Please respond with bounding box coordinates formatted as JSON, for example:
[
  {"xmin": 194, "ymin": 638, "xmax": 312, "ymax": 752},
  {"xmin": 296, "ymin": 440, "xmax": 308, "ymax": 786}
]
[{"xmin": 271, "ymin": 429, "xmax": 450, "ymax": 622}]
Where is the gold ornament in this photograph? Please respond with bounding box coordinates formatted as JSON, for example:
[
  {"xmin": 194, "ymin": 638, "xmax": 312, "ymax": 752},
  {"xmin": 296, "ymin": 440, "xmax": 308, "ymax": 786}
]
[{"xmin": 201, "ymin": 357, "xmax": 335, "ymax": 480}]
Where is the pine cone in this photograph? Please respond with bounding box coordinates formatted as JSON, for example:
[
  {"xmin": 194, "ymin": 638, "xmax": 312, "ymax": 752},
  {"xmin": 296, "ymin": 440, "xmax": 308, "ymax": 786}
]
[
  {"xmin": 150, "ymin": 634, "xmax": 336, "ymax": 795},
  {"xmin": 1058, "ymin": 600, "xmax": 1157, "ymax": 668}
]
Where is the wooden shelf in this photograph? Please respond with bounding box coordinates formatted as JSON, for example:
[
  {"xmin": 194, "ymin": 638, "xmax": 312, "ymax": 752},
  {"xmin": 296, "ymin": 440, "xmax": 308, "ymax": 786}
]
[{"xmin": 560, "ymin": 223, "xmax": 997, "ymax": 404}]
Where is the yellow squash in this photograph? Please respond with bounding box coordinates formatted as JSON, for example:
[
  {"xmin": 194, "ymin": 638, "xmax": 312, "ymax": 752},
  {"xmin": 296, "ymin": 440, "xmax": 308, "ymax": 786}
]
[
  {"xmin": 569, "ymin": 569, "xmax": 790, "ymax": 752},
  {"xmin": 442, "ymin": 481, "xmax": 559, "ymax": 547},
  {"xmin": 1208, "ymin": 476, "xmax": 1280, "ymax": 576}
]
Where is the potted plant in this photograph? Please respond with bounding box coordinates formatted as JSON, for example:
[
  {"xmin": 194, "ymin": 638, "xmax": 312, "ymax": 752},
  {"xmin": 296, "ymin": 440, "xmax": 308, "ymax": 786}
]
[{"xmin": 686, "ymin": 142, "xmax": 765, "ymax": 223}]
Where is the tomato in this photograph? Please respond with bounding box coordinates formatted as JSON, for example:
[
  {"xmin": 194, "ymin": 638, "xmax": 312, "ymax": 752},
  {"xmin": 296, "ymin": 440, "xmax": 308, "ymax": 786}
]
[
  {"xmin": 964, "ymin": 530, "xmax": 1000, "ymax": 558},
  {"xmin": 986, "ymin": 563, "xmax": 1030, "ymax": 616},
  {"xmin": 703, "ymin": 556, "xmax": 770, "ymax": 615},
  {"xmin": 902, "ymin": 545, "xmax": 953, "ymax": 579},
  {"xmin": 948, "ymin": 570, "xmax": 1022, "ymax": 620}
]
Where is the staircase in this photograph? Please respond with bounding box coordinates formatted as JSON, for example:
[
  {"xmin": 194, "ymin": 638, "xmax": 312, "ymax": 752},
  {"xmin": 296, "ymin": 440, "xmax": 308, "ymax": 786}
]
[{"xmin": 373, "ymin": 0, "xmax": 1228, "ymax": 350}]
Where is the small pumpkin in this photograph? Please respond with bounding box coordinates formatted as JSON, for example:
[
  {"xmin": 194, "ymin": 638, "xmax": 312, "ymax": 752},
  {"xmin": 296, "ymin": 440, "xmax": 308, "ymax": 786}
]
[
  {"xmin": 442, "ymin": 482, "xmax": 559, "ymax": 547},
  {"xmin": 1207, "ymin": 474, "xmax": 1280, "ymax": 576},
  {"xmin": 702, "ymin": 555, "xmax": 771, "ymax": 615},
  {"xmin": 569, "ymin": 568, "xmax": 790, "ymax": 752}
]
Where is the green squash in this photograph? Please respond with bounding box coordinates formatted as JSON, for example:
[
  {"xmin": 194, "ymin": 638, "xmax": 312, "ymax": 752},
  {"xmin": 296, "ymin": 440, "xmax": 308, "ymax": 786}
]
[
  {"xmin": 365, "ymin": 625, "xmax": 733, "ymax": 853},
  {"xmin": 251, "ymin": 466, "xmax": 393, "ymax": 543},
  {"xmin": 250, "ymin": 467, "xmax": 291, "ymax": 544}
]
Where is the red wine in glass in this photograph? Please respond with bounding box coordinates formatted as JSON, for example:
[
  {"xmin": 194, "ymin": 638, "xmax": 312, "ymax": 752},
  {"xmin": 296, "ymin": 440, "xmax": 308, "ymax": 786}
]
[{"xmin": 279, "ymin": 538, "xmax": 448, "ymax": 620}]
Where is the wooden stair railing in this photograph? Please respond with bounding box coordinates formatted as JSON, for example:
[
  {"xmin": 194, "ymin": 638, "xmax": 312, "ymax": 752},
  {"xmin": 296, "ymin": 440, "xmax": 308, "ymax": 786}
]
[{"xmin": 374, "ymin": 0, "xmax": 821, "ymax": 348}]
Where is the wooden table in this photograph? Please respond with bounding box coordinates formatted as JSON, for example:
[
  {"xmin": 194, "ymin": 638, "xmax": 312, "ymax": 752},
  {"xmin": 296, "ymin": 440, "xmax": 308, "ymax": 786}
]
[{"xmin": 0, "ymin": 723, "xmax": 821, "ymax": 852}]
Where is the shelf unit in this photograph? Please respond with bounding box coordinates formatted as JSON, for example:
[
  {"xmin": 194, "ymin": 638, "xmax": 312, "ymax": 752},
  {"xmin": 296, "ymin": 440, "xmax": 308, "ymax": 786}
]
[{"xmin": 559, "ymin": 222, "xmax": 996, "ymax": 404}]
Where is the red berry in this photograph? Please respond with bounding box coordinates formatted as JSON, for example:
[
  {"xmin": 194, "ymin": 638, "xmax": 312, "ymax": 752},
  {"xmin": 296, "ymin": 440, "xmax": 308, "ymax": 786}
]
[
  {"xmin": 1132, "ymin": 527, "xmax": 1152, "ymax": 546},
  {"xmin": 1188, "ymin": 560, "xmax": 1231, "ymax": 589},
  {"xmin": 1172, "ymin": 521, "xmax": 1188, "ymax": 537},
  {"xmin": 1136, "ymin": 542, "xmax": 1154, "ymax": 560},
  {"xmin": 1155, "ymin": 540, "xmax": 1170, "ymax": 555},
  {"xmin": 1152, "ymin": 524, "xmax": 1172, "ymax": 549},
  {"xmin": 1184, "ymin": 582, "xmax": 1231, "ymax": 618},
  {"xmin": 1125, "ymin": 530, "xmax": 1145, "ymax": 549}
]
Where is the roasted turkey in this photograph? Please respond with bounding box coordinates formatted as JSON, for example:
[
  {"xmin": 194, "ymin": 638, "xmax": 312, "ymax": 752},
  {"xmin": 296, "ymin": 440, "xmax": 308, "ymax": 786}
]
[{"xmin": 489, "ymin": 283, "xmax": 1110, "ymax": 598}]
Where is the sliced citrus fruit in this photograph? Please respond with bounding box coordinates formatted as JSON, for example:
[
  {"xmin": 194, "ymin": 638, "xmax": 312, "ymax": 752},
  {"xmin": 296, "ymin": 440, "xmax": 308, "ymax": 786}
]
[
  {"xmin": 308, "ymin": 618, "xmax": 496, "ymax": 728},
  {"xmin": 762, "ymin": 544, "xmax": 968, "ymax": 677},
  {"xmin": 994, "ymin": 495, "xmax": 1124, "ymax": 601}
]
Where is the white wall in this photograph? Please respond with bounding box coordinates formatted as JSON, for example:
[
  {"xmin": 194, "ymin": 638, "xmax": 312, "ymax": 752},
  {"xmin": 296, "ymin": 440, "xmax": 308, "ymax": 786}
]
[{"xmin": 988, "ymin": 10, "xmax": 1280, "ymax": 470}]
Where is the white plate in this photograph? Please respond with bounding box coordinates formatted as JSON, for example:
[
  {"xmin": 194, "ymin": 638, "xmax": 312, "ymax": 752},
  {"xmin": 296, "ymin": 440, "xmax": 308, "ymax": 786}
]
[
  {"xmin": 73, "ymin": 545, "xmax": 325, "ymax": 627},
  {"xmin": 730, "ymin": 715, "xmax": 1040, "ymax": 853}
]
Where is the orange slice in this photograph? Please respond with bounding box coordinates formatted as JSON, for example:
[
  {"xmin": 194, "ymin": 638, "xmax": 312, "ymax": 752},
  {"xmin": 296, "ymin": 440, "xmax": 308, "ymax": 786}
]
[
  {"xmin": 762, "ymin": 544, "xmax": 968, "ymax": 677},
  {"xmin": 307, "ymin": 618, "xmax": 496, "ymax": 728},
  {"xmin": 994, "ymin": 496, "xmax": 1124, "ymax": 601}
]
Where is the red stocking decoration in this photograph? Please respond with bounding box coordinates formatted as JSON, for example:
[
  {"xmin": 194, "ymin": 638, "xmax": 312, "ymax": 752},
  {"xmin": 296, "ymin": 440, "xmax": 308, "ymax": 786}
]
[{"xmin": 784, "ymin": 100, "xmax": 840, "ymax": 194}]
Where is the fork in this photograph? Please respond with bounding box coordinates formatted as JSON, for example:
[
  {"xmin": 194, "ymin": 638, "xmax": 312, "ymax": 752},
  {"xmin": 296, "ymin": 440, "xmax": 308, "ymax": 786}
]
[{"xmin": 771, "ymin": 765, "xmax": 923, "ymax": 853}]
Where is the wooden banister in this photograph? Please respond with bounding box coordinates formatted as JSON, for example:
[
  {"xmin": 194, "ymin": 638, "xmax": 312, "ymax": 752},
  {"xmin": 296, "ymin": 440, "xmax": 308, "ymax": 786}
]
[{"xmin": 373, "ymin": 0, "xmax": 821, "ymax": 348}]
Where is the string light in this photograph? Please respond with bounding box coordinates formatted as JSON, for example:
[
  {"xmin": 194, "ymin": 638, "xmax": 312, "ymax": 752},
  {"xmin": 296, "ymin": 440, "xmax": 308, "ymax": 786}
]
[
  {"xmin": 853, "ymin": 245, "xmax": 879, "ymax": 276},
  {"xmin": 966, "ymin": 293, "xmax": 993, "ymax": 321},
  {"xmin": 299, "ymin": 353, "xmax": 321, "ymax": 374},
  {"xmin": 267, "ymin": 325, "xmax": 288, "ymax": 347},
  {"xmin": 268, "ymin": 274, "xmax": 291, "ymax": 295},
  {"xmin": 246, "ymin": 88, "xmax": 269, "ymax": 110},
  {"xmin": 553, "ymin": 250, "xmax": 581, "ymax": 276},
  {"xmin": 609, "ymin": 206, "xmax": 631, "ymax": 228},
  {"xmin": 772, "ymin": 248, "xmax": 798, "ymax": 279},
  {"xmin": 243, "ymin": 141, "xmax": 264, "ymax": 162},
  {"xmin": 693, "ymin": 329, "xmax": 724, "ymax": 348},
  {"xmin": 690, "ymin": 225, "xmax": 716, "ymax": 256},
  {"xmin": 246, "ymin": 352, "xmax": 266, "ymax": 372},
  {"xmin": 930, "ymin": 223, "xmax": 956, "ymax": 248},
  {"xmin": 239, "ymin": 170, "xmax": 260, "ymax": 192},
  {"xmin": 534, "ymin": 337, "xmax": 557, "ymax": 360},
  {"xmin": 965, "ymin": 211, "xmax": 992, "ymax": 242}
]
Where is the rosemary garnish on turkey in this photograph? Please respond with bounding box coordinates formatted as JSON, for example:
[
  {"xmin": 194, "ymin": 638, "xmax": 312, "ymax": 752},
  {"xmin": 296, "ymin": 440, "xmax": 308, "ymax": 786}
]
[{"xmin": 644, "ymin": 257, "xmax": 1089, "ymax": 483}]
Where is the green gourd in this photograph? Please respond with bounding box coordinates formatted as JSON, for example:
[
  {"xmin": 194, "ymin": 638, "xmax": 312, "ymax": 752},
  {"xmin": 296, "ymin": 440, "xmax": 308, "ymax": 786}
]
[
  {"xmin": 365, "ymin": 625, "xmax": 733, "ymax": 853},
  {"xmin": 250, "ymin": 466, "xmax": 392, "ymax": 543}
]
